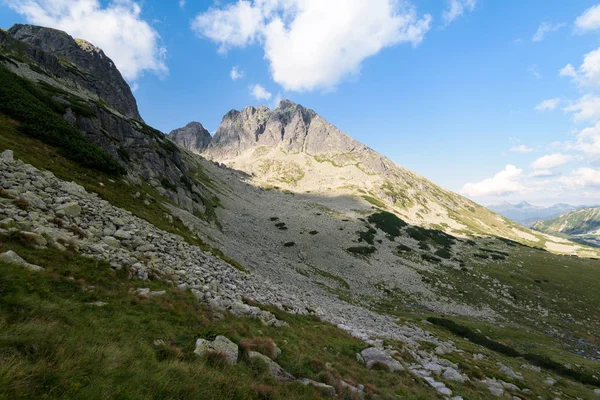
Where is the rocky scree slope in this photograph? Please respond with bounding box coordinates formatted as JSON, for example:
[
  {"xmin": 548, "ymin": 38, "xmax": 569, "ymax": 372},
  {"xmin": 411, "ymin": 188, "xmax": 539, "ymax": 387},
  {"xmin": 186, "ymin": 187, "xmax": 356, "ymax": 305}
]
[
  {"xmin": 0, "ymin": 24, "xmax": 216, "ymax": 216},
  {"xmin": 4, "ymin": 151, "xmax": 600, "ymax": 399},
  {"xmin": 170, "ymin": 100, "xmax": 595, "ymax": 256}
]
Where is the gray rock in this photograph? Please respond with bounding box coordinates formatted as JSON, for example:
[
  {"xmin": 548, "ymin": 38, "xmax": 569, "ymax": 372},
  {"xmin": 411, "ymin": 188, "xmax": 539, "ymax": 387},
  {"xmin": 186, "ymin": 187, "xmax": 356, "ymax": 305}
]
[
  {"xmin": 544, "ymin": 377, "xmax": 556, "ymax": 386},
  {"xmin": 194, "ymin": 336, "xmax": 238, "ymax": 365},
  {"xmin": 248, "ymin": 351, "xmax": 294, "ymax": 381},
  {"xmin": 21, "ymin": 231, "xmax": 47, "ymax": 247},
  {"xmin": 168, "ymin": 122, "xmax": 212, "ymax": 152},
  {"xmin": 442, "ymin": 367, "xmax": 466, "ymax": 382},
  {"xmin": 437, "ymin": 387, "xmax": 453, "ymax": 396},
  {"xmin": 56, "ymin": 202, "xmax": 81, "ymax": 218},
  {"xmin": 299, "ymin": 378, "xmax": 336, "ymax": 398},
  {"xmin": 114, "ymin": 229, "xmax": 132, "ymax": 240},
  {"xmin": 1, "ymin": 149, "xmax": 13, "ymax": 160},
  {"xmin": 488, "ymin": 386, "xmax": 504, "ymax": 397},
  {"xmin": 360, "ymin": 347, "xmax": 404, "ymax": 372},
  {"xmin": 0, "ymin": 250, "xmax": 44, "ymax": 271},
  {"xmin": 499, "ymin": 364, "xmax": 519, "ymax": 379},
  {"xmin": 594, "ymin": 388, "xmax": 600, "ymax": 395}
]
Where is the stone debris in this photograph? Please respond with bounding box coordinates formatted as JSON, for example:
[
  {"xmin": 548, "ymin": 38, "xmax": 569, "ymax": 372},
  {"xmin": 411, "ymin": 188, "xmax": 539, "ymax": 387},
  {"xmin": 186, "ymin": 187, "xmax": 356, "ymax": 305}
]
[
  {"xmin": 360, "ymin": 347, "xmax": 404, "ymax": 372},
  {"xmin": 194, "ymin": 336, "xmax": 239, "ymax": 365}
]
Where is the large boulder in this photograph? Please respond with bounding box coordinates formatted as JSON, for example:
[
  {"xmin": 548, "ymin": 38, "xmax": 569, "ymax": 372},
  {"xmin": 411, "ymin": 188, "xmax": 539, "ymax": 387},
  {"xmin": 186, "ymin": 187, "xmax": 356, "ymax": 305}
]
[
  {"xmin": 299, "ymin": 378, "xmax": 336, "ymax": 398},
  {"xmin": 360, "ymin": 347, "xmax": 404, "ymax": 372},
  {"xmin": 248, "ymin": 351, "xmax": 294, "ymax": 381},
  {"xmin": 194, "ymin": 336, "xmax": 239, "ymax": 365},
  {"xmin": 0, "ymin": 250, "xmax": 44, "ymax": 271}
]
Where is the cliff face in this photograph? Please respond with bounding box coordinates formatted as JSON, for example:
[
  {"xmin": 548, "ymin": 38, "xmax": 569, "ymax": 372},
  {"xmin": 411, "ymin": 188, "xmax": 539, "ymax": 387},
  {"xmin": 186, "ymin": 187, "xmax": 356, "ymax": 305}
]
[
  {"xmin": 0, "ymin": 24, "xmax": 214, "ymax": 216},
  {"xmin": 7, "ymin": 24, "xmax": 140, "ymax": 119}
]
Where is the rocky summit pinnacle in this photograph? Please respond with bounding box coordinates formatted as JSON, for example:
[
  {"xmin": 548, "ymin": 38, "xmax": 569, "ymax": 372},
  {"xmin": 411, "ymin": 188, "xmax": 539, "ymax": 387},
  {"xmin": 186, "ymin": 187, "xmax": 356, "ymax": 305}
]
[
  {"xmin": 5, "ymin": 24, "xmax": 140, "ymax": 119},
  {"xmin": 168, "ymin": 122, "xmax": 212, "ymax": 152}
]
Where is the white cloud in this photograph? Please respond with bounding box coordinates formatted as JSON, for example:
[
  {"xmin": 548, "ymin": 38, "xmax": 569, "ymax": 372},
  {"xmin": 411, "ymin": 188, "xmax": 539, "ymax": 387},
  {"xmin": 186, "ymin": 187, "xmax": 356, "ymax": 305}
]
[
  {"xmin": 535, "ymin": 98, "xmax": 560, "ymax": 111},
  {"xmin": 564, "ymin": 94, "xmax": 600, "ymax": 122},
  {"xmin": 179, "ymin": 0, "xmax": 185, "ymax": 9},
  {"xmin": 272, "ymin": 92, "xmax": 282, "ymax": 108},
  {"xmin": 250, "ymin": 84, "xmax": 272, "ymax": 100},
  {"xmin": 532, "ymin": 21, "xmax": 565, "ymax": 42},
  {"xmin": 560, "ymin": 47, "xmax": 600, "ymax": 89},
  {"xmin": 558, "ymin": 168, "xmax": 600, "ymax": 188},
  {"xmin": 461, "ymin": 165, "xmax": 525, "ymax": 197},
  {"xmin": 575, "ymin": 4, "xmax": 600, "ymax": 32},
  {"xmin": 559, "ymin": 64, "xmax": 577, "ymax": 78},
  {"xmin": 443, "ymin": 0, "xmax": 477, "ymax": 24},
  {"xmin": 529, "ymin": 169, "xmax": 554, "ymax": 178},
  {"xmin": 531, "ymin": 153, "xmax": 572, "ymax": 170},
  {"xmin": 192, "ymin": 0, "xmax": 432, "ymax": 92},
  {"xmin": 528, "ymin": 64, "xmax": 542, "ymax": 79},
  {"xmin": 230, "ymin": 66, "xmax": 244, "ymax": 80},
  {"xmin": 5, "ymin": 0, "xmax": 167, "ymax": 81},
  {"xmin": 510, "ymin": 144, "xmax": 533, "ymax": 153},
  {"xmin": 573, "ymin": 122, "xmax": 600, "ymax": 156}
]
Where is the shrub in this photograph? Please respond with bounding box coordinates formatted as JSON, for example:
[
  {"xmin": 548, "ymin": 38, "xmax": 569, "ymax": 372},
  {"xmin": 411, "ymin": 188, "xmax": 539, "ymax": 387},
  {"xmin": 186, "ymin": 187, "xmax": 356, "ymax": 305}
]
[
  {"xmin": 434, "ymin": 248, "xmax": 452, "ymax": 259},
  {"xmin": 12, "ymin": 197, "xmax": 29, "ymax": 210},
  {"xmin": 283, "ymin": 242, "xmax": 296, "ymax": 247},
  {"xmin": 397, "ymin": 244, "xmax": 412, "ymax": 253},
  {"xmin": 240, "ymin": 337, "xmax": 278, "ymax": 360},
  {"xmin": 367, "ymin": 211, "xmax": 407, "ymax": 237},
  {"xmin": 421, "ymin": 254, "xmax": 441, "ymax": 263},
  {"xmin": 346, "ymin": 246, "xmax": 376, "ymax": 256},
  {"xmin": 309, "ymin": 230, "xmax": 318, "ymax": 235}
]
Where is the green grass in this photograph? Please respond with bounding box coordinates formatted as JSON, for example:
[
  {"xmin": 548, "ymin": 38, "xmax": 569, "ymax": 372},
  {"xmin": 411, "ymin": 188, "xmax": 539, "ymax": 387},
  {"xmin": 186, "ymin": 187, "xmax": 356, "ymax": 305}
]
[
  {"xmin": 0, "ymin": 235, "xmax": 443, "ymax": 399},
  {"xmin": 0, "ymin": 66, "xmax": 123, "ymax": 175},
  {"xmin": 361, "ymin": 195, "xmax": 386, "ymax": 208}
]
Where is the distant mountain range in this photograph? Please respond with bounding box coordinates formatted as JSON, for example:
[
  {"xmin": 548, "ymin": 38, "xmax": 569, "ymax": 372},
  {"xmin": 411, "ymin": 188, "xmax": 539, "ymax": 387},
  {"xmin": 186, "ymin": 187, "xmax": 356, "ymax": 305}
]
[
  {"xmin": 532, "ymin": 207, "xmax": 600, "ymax": 247},
  {"xmin": 487, "ymin": 201, "xmax": 587, "ymax": 226}
]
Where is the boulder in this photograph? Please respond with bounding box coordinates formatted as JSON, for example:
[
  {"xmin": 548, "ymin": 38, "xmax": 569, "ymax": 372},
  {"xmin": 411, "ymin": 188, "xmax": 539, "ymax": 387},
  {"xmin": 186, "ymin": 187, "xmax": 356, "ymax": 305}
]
[
  {"xmin": 360, "ymin": 347, "xmax": 404, "ymax": 372},
  {"xmin": 1, "ymin": 149, "xmax": 13, "ymax": 160},
  {"xmin": 442, "ymin": 367, "xmax": 467, "ymax": 382},
  {"xmin": 56, "ymin": 202, "xmax": 81, "ymax": 218},
  {"xmin": 299, "ymin": 378, "xmax": 336, "ymax": 398},
  {"xmin": 194, "ymin": 336, "xmax": 239, "ymax": 365},
  {"xmin": 248, "ymin": 351, "xmax": 294, "ymax": 381},
  {"xmin": 0, "ymin": 250, "xmax": 44, "ymax": 271}
]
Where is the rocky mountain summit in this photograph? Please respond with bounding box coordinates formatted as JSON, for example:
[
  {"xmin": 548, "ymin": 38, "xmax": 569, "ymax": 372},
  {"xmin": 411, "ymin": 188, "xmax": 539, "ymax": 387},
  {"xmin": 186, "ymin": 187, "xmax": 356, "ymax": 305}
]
[
  {"xmin": 532, "ymin": 206, "xmax": 600, "ymax": 247},
  {"xmin": 168, "ymin": 121, "xmax": 212, "ymax": 153},
  {"xmin": 4, "ymin": 24, "xmax": 139, "ymax": 119},
  {"xmin": 0, "ymin": 24, "xmax": 218, "ymax": 216}
]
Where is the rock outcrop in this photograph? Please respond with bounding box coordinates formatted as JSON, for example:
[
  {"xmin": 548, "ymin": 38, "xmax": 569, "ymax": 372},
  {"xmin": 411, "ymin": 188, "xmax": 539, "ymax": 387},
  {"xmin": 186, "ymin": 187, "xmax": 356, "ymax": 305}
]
[
  {"xmin": 7, "ymin": 24, "xmax": 140, "ymax": 119},
  {"xmin": 168, "ymin": 122, "xmax": 212, "ymax": 152}
]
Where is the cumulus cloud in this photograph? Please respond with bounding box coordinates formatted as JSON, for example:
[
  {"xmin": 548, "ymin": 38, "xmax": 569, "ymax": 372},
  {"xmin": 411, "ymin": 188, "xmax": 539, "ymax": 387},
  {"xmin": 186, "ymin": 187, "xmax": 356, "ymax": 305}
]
[
  {"xmin": 250, "ymin": 84, "xmax": 272, "ymax": 100},
  {"xmin": 532, "ymin": 21, "xmax": 565, "ymax": 42},
  {"xmin": 535, "ymin": 98, "xmax": 560, "ymax": 111},
  {"xmin": 560, "ymin": 48, "xmax": 600, "ymax": 89},
  {"xmin": 575, "ymin": 4, "xmax": 600, "ymax": 32},
  {"xmin": 558, "ymin": 168, "xmax": 600, "ymax": 188},
  {"xmin": 529, "ymin": 169, "xmax": 555, "ymax": 178},
  {"xmin": 191, "ymin": 0, "xmax": 432, "ymax": 91},
  {"xmin": 230, "ymin": 66, "xmax": 244, "ymax": 80},
  {"xmin": 4, "ymin": 0, "xmax": 167, "ymax": 81},
  {"xmin": 442, "ymin": 0, "xmax": 477, "ymax": 24},
  {"xmin": 573, "ymin": 122, "xmax": 600, "ymax": 156},
  {"xmin": 564, "ymin": 94, "xmax": 600, "ymax": 122},
  {"xmin": 510, "ymin": 144, "xmax": 533, "ymax": 153},
  {"xmin": 461, "ymin": 165, "xmax": 525, "ymax": 197},
  {"xmin": 531, "ymin": 153, "xmax": 572, "ymax": 170}
]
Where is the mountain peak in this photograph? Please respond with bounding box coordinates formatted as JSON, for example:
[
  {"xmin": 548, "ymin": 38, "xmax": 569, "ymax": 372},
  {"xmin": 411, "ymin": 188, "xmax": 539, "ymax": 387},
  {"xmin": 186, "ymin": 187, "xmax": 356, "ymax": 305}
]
[
  {"xmin": 5, "ymin": 23, "xmax": 140, "ymax": 119},
  {"xmin": 168, "ymin": 121, "xmax": 212, "ymax": 152}
]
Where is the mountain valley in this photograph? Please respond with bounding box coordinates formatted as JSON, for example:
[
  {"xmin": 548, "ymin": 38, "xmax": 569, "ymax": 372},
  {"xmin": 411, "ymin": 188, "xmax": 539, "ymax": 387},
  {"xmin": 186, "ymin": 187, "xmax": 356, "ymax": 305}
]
[{"xmin": 1, "ymin": 24, "xmax": 599, "ymax": 399}]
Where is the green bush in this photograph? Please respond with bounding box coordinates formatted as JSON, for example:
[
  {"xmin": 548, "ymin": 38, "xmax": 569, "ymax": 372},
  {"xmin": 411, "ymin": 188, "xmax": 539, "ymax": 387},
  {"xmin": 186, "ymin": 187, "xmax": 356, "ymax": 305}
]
[
  {"xmin": 367, "ymin": 211, "xmax": 407, "ymax": 237},
  {"xmin": 0, "ymin": 66, "xmax": 123, "ymax": 175}
]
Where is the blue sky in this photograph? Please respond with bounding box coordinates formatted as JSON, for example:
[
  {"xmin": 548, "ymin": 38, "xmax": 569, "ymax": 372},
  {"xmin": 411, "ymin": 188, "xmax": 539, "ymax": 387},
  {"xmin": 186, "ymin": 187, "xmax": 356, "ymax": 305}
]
[{"xmin": 2, "ymin": 1, "xmax": 600, "ymax": 206}]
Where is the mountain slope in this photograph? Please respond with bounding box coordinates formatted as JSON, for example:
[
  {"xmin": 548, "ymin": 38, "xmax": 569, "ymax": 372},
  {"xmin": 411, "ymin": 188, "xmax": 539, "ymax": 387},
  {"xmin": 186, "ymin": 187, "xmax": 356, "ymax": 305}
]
[
  {"xmin": 2, "ymin": 23, "xmax": 600, "ymax": 398},
  {"xmin": 488, "ymin": 201, "xmax": 579, "ymax": 226},
  {"xmin": 533, "ymin": 207, "xmax": 600, "ymax": 247},
  {"xmin": 171, "ymin": 100, "xmax": 594, "ymax": 256}
]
